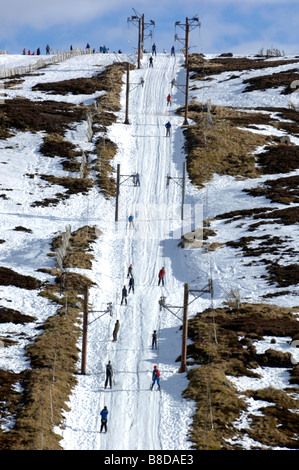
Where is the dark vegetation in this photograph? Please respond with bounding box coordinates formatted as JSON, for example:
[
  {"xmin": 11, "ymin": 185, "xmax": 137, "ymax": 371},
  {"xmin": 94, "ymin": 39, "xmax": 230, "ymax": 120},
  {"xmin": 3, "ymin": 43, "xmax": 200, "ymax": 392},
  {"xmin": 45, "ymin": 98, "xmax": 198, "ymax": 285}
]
[
  {"xmin": 0, "ymin": 98, "xmax": 85, "ymax": 140},
  {"xmin": 242, "ymin": 69, "xmax": 299, "ymax": 94},
  {"xmin": 0, "ymin": 226, "xmax": 98, "ymax": 449},
  {"xmin": 181, "ymin": 54, "xmax": 299, "ymax": 450},
  {"xmin": 0, "ymin": 52, "xmax": 298, "ymax": 450},
  {"xmin": 188, "ymin": 53, "xmax": 299, "ymax": 80},
  {"xmin": 0, "ymin": 60, "xmax": 127, "ymax": 448},
  {"xmin": 183, "ymin": 303, "xmax": 299, "ymax": 450}
]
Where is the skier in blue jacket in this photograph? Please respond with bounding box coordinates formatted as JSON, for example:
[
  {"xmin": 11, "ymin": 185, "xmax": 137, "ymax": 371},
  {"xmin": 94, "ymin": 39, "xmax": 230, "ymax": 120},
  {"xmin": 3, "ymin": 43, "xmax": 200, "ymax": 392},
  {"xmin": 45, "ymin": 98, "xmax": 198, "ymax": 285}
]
[
  {"xmin": 100, "ymin": 406, "xmax": 108, "ymax": 433},
  {"xmin": 165, "ymin": 121, "xmax": 171, "ymax": 137},
  {"xmin": 128, "ymin": 214, "xmax": 134, "ymax": 228},
  {"xmin": 151, "ymin": 365, "xmax": 161, "ymax": 391}
]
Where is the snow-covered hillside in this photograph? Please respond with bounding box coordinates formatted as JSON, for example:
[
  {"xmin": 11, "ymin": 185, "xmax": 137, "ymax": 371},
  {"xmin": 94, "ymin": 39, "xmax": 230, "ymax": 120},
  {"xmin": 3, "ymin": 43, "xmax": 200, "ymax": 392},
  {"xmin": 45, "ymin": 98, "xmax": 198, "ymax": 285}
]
[{"xmin": 0, "ymin": 51, "xmax": 298, "ymax": 452}]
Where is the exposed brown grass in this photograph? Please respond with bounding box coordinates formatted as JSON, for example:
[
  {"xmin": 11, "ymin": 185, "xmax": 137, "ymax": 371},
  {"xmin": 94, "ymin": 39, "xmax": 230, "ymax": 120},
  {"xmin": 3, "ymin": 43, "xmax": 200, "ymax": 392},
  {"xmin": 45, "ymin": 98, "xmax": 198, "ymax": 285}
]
[
  {"xmin": 94, "ymin": 136, "xmax": 118, "ymax": 198},
  {"xmin": 0, "ymin": 225, "xmax": 98, "ymax": 449},
  {"xmin": 39, "ymin": 133, "xmax": 82, "ymax": 172},
  {"xmin": 245, "ymin": 388, "xmax": 299, "ymax": 449},
  {"xmin": 188, "ymin": 53, "xmax": 299, "ymax": 80},
  {"xmin": 244, "ymin": 175, "xmax": 299, "ymax": 205},
  {"xmin": 59, "ymin": 225, "xmax": 98, "ymax": 270},
  {"xmin": 183, "ymin": 303, "xmax": 299, "ymax": 450},
  {"xmin": 0, "ymin": 98, "xmax": 85, "ymax": 140},
  {"xmin": 180, "ymin": 103, "xmax": 269, "ymax": 187},
  {"xmin": 243, "ymin": 69, "xmax": 299, "ymax": 94},
  {"xmin": 0, "ymin": 302, "xmax": 82, "ymax": 450},
  {"xmin": 0, "ymin": 266, "xmax": 42, "ymax": 290},
  {"xmin": 32, "ymin": 175, "xmax": 93, "ymax": 207}
]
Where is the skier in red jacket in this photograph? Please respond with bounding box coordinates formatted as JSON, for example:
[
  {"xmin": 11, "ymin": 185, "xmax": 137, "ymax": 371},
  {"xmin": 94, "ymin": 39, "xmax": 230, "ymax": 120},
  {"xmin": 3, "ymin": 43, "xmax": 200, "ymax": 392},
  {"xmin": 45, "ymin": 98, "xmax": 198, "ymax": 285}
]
[
  {"xmin": 151, "ymin": 365, "xmax": 161, "ymax": 391},
  {"xmin": 158, "ymin": 267, "xmax": 165, "ymax": 286},
  {"xmin": 167, "ymin": 93, "xmax": 171, "ymax": 106}
]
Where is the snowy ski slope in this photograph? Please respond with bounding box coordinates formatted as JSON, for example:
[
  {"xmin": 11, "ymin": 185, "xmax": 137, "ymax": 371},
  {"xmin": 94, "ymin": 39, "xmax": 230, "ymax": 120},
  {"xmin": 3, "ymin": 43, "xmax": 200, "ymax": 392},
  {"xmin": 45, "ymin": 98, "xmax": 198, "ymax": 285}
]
[
  {"xmin": 59, "ymin": 53, "xmax": 196, "ymax": 451},
  {"xmin": 0, "ymin": 51, "xmax": 298, "ymax": 451}
]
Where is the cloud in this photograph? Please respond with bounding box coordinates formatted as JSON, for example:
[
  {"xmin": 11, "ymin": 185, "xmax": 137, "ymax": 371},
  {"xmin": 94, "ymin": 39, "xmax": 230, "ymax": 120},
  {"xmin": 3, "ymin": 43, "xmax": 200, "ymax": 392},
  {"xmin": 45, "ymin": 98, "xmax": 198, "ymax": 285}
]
[{"xmin": 0, "ymin": 0, "xmax": 298, "ymax": 55}]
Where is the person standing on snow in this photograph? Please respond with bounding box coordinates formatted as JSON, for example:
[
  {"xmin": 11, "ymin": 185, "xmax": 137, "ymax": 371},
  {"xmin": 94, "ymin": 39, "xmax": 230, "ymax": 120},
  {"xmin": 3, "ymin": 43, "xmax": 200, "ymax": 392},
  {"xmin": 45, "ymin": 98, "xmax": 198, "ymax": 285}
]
[
  {"xmin": 165, "ymin": 121, "xmax": 171, "ymax": 137},
  {"xmin": 128, "ymin": 275, "xmax": 135, "ymax": 294},
  {"xmin": 113, "ymin": 319, "xmax": 120, "ymax": 341},
  {"xmin": 135, "ymin": 172, "xmax": 140, "ymax": 186},
  {"xmin": 121, "ymin": 286, "xmax": 128, "ymax": 305},
  {"xmin": 158, "ymin": 267, "xmax": 165, "ymax": 286},
  {"xmin": 105, "ymin": 360, "xmax": 114, "ymax": 389},
  {"xmin": 152, "ymin": 43, "xmax": 156, "ymax": 55},
  {"xmin": 100, "ymin": 406, "xmax": 108, "ymax": 433},
  {"xmin": 151, "ymin": 365, "xmax": 161, "ymax": 391},
  {"xmin": 128, "ymin": 214, "xmax": 134, "ymax": 228},
  {"xmin": 127, "ymin": 264, "xmax": 133, "ymax": 278},
  {"xmin": 167, "ymin": 94, "xmax": 171, "ymax": 106},
  {"xmin": 149, "ymin": 56, "xmax": 153, "ymax": 67},
  {"xmin": 152, "ymin": 330, "xmax": 157, "ymax": 350}
]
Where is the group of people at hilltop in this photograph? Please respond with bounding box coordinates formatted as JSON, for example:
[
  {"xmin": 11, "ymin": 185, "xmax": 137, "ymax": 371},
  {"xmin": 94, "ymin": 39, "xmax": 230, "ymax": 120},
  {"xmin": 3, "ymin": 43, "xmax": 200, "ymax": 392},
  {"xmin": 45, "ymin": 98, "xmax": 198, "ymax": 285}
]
[
  {"xmin": 21, "ymin": 43, "xmax": 121, "ymax": 56},
  {"xmin": 22, "ymin": 42, "xmax": 175, "ymax": 58},
  {"xmin": 22, "ymin": 44, "xmax": 50, "ymax": 55}
]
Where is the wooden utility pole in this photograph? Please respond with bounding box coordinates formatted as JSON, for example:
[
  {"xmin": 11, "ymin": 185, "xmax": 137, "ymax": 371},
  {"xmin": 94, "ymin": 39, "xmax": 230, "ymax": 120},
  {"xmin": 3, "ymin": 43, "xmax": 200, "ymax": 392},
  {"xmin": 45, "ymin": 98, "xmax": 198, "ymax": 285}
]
[
  {"xmin": 115, "ymin": 163, "xmax": 120, "ymax": 222},
  {"xmin": 81, "ymin": 286, "xmax": 89, "ymax": 375},
  {"xmin": 138, "ymin": 18, "xmax": 142, "ymax": 69},
  {"xmin": 181, "ymin": 162, "xmax": 186, "ymax": 220},
  {"xmin": 183, "ymin": 17, "xmax": 190, "ymax": 125},
  {"xmin": 141, "ymin": 14, "xmax": 145, "ymax": 52},
  {"xmin": 181, "ymin": 283, "xmax": 189, "ymax": 373},
  {"xmin": 159, "ymin": 279, "xmax": 212, "ymax": 373},
  {"xmin": 183, "ymin": 66, "xmax": 190, "ymax": 125},
  {"xmin": 128, "ymin": 10, "xmax": 155, "ymax": 67},
  {"xmin": 185, "ymin": 17, "xmax": 190, "ymax": 66},
  {"xmin": 174, "ymin": 16, "xmax": 200, "ymax": 125},
  {"xmin": 124, "ymin": 63, "xmax": 130, "ymax": 124}
]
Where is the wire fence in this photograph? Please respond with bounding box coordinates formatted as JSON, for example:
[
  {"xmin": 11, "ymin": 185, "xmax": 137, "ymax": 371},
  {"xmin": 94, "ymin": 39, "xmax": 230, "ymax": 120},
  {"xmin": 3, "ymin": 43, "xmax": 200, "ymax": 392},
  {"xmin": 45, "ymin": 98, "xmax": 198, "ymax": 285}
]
[
  {"xmin": 0, "ymin": 49, "xmax": 86, "ymax": 79},
  {"xmin": 55, "ymin": 225, "xmax": 72, "ymax": 270}
]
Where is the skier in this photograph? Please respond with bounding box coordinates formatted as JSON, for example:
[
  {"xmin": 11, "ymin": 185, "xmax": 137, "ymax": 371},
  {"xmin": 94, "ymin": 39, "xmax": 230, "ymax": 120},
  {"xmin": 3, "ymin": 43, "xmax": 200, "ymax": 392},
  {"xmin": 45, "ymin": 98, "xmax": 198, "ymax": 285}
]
[
  {"xmin": 149, "ymin": 56, "xmax": 153, "ymax": 67},
  {"xmin": 152, "ymin": 43, "xmax": 156, "ymax": 55},
  {"xmin": 128, "ymin": 275, "xmax": 134, "ymax": 294},
  {"xmin": 158, "ymin": 267, "xmax": 165, "ymax": 286},
  {"xmin": 105, "ymin": 360, "xmax": 114, "ymax": 389},
  {"xmin": 127, "ymin": 264, "xmax": 133, "ymax": 278},
  {"xmin": 165, "ymin": 121, "xmax": 171, "ymax": 137},
  {"xmin": 167, "ymin": 94, "xmax": 172, "ymax": 106},
  {"xmin": 100, "ymin": 406, "xmax": 108, "ymax": 433},
  {"xmin": 121, "ymin": 286, "xmax": 128, "ymax": 305},
  {"xmin": 113, "ymin": 319, "xmax": 120, "ymax": 341},
  {"xmin": 152, "ymin": 330, "xmax": 157, "ymax": 350},
  {"xmin": 128, "ymin": 214, "xmax": 134, "ymax": 228},
  {"xmin": 46, "ymin": 44, "xmax": 50, "ymax": 54},
  {"xmin": 151, "ymin": 365, "xmax": 161, "ymax": 391},
  {"xmin": 171, "ymin": 45, "xmax": 175, "ymax": 56},
  {"xmin": 135, "ymin": 172, "xmax": 140, "ymax": 187}
]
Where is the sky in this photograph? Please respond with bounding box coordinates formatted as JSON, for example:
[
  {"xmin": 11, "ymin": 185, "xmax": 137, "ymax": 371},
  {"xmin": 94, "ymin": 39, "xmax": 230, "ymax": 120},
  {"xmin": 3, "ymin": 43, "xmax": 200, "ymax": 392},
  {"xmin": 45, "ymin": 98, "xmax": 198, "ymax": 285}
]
[{"xmin": 0, "ymin": 0, "xmax": 298, "ymax": 56}]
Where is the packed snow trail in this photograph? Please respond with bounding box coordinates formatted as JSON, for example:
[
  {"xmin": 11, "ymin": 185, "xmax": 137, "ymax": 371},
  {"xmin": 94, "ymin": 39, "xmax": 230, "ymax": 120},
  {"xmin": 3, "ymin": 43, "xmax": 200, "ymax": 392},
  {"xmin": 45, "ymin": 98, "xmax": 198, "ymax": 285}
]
[{"xmin": 60, "ymin": 54, "xmax": 195, "ymax": 450}]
